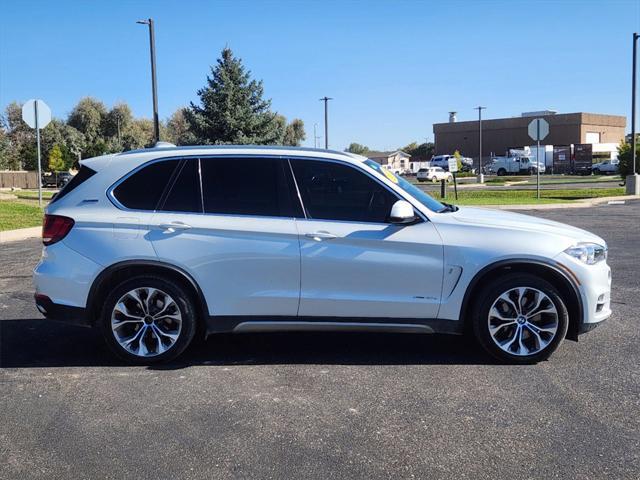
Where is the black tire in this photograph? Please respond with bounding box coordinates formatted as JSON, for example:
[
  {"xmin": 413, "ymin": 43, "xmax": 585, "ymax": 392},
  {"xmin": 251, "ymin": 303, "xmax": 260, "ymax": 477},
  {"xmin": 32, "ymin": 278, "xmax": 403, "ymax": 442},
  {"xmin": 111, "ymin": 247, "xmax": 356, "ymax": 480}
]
[
  {"xmin": 593, "ymin": 169, "xmax": 600, "ymax": 176},
  {"xmin": 99, "ymin": 275, "xmax": 197, "ymax": 364},
  {"xmin": 471, "ymin": 273, "xmax": 569, "ymax": 364},
  {"xmin": 497, "ymin": 168, "xmax": 506, "ymax": 176},
  {"xmin": 431, "ymin": 176, "xmax": 438, "ymax": 183}
]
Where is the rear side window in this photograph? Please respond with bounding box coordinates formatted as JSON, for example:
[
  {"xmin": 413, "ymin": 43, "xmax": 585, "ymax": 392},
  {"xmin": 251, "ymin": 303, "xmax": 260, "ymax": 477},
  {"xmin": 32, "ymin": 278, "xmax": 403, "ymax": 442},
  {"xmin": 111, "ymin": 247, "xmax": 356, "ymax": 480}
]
[
  {"xmin": 290, "ymin": 159, "xmax": 398, "ymax": 223},
  {"xmin": 160, "ymin": 159, "xmax": 202, "ymax": 213},
  {"xmin": 200, "ymin": 157, "xmax": 297, "ymax": 217},
  {"xmin": 112, "ymin": 159, "xmax": 180, "ymax": 210},
  {"xmin": 50, "ymin": 165, "xmax": 96, "ymax": 204}
]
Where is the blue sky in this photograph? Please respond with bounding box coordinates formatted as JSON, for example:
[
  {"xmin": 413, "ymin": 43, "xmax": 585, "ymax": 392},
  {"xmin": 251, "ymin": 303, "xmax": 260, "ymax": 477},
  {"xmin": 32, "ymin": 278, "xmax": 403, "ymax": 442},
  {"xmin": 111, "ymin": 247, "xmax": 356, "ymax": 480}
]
[{"xmin": 1, "ymin": 0, "xmax": 638, "ymax": 150}]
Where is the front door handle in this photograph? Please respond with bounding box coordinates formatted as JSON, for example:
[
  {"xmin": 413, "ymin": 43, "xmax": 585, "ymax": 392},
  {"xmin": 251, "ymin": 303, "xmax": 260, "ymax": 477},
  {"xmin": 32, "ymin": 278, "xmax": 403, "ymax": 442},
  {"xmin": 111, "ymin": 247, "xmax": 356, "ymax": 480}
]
[
  {"xmin": 305, "ymin": 231, "xmax": 338, "ymax": 241},
  {"xmin": 159, "ymin": 222, "xmax": 192, "ymax": 233}
]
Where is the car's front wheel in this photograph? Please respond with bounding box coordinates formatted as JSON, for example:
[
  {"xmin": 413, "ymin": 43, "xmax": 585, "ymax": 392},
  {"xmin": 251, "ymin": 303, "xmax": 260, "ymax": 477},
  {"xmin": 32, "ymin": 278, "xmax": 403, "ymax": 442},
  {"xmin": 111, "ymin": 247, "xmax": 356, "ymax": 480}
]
[
  {"xmin": 100, "ymin": 276, "xmax": 197, "ymax": 364},
  {"xmin": 472, "ymin": 273, "xmax": 568, "ymax": 364}
]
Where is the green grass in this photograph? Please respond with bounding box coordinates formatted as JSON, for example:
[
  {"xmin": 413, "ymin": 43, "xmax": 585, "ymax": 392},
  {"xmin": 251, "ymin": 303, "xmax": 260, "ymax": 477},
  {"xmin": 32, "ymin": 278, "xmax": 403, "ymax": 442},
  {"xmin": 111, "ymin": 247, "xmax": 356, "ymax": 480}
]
[
  {"xmin": 430, "ymin": 187, "xmax": 625, "ymax": 205},
  {"xmin": 14, "ymin": 190, "xmax": 56, "ymax": 200},
  {"xmin": 0, "ymin": 201, "xmax": 44, "ymax": 231}
]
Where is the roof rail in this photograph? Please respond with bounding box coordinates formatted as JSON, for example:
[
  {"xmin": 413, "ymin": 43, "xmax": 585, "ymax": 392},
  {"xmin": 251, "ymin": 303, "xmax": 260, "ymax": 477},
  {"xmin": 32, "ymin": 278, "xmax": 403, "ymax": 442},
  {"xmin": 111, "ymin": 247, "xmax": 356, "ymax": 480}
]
[{"xmin": 154, "ymin": 141, "xmax": 176, "ymax": 148}]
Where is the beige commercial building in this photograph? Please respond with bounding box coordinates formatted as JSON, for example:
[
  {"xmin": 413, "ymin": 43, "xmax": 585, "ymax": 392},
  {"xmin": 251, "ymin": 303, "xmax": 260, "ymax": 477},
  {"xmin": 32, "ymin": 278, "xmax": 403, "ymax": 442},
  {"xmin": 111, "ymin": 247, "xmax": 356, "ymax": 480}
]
[{"xmin": 433, "ymin": 112, "xmax": 626, "ymax": 161}]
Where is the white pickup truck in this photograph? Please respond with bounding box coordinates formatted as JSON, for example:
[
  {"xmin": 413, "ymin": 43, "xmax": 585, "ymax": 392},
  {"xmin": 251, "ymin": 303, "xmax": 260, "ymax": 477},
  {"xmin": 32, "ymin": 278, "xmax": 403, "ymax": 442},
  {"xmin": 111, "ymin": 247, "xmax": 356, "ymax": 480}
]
[{"xmin": 488, "ymin": 155, "xmax": 545, "ymax": 176}]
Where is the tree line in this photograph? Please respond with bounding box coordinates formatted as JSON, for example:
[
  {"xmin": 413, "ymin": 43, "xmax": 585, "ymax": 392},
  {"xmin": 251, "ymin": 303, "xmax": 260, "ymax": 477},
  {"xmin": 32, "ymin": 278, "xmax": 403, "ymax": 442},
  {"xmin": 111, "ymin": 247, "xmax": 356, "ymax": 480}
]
[
  {"xmin": 345, "ymin": 141, "xmax": 435, "ymax": 159},
  {"xmin": 0, "ymin": 48, "xmax": 305, "ymax": 172}
]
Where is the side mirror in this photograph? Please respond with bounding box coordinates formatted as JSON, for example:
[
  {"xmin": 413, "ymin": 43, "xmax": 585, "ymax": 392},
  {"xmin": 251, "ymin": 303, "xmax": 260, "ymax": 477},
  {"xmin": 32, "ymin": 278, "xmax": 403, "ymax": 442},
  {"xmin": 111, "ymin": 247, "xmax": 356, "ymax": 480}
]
[{"xmin": 389, "ymin": 200, "xmax": 416, "ymax": 224}]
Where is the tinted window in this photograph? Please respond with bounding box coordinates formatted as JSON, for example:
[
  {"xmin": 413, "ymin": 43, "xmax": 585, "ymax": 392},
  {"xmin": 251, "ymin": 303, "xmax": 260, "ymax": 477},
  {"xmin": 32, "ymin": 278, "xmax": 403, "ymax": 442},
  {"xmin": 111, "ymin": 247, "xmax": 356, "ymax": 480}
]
[
  {"xmin": 160, "ymin": 159, "xmax": 202, "ymax": 213},
  {"xmin": 291, "ymin": 159, "xmax": 397, "ymax": 223},
  {"xmin": 200, "ymin": 157, "xmax": 298, "ymax": 217},
  {"xmin": 50, "ymin": 165, "xmax": 96, "ymax": 204},
  {"xmin": 113, "ymin": 159, "xmax": 179, "ymax": 210}
]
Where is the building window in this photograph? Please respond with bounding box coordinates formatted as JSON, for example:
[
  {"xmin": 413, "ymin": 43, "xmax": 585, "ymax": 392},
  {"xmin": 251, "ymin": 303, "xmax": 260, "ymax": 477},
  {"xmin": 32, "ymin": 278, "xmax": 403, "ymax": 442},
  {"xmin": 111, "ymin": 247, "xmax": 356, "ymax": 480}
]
[{"xmin": 585, "ymin": 132, "xmax": 601, "ymax": 144}]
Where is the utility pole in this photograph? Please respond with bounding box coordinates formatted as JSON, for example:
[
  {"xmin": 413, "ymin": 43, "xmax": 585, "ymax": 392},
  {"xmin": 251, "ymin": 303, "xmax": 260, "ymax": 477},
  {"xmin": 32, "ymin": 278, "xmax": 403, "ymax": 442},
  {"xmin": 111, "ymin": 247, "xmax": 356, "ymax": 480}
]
[
  {"xmin": 319, "ymin": 97, "xmax": 332, "ymax": 149},
  {"xmin": 137, "ymin": 18, "xmax": 160, "ymax": 144},
  {"xmin": 314, "ymin": 123, "xmax": 320, "ymax": 149},
  {"xmin": 474, "ymin": 106, "xmax": 486, "ymax": 183},
  {"xmin": 629, "ymin": 32, "xmax": 639, "ymax": 195}
]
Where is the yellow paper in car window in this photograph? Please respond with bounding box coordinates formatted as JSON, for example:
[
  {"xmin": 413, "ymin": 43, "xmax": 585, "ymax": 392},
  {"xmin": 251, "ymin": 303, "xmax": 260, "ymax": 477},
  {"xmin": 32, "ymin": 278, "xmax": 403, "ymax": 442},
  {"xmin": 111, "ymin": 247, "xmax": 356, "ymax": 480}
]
[{"xmin": 383, "ymin": 168, "xmax": 399, "ymax": 183}]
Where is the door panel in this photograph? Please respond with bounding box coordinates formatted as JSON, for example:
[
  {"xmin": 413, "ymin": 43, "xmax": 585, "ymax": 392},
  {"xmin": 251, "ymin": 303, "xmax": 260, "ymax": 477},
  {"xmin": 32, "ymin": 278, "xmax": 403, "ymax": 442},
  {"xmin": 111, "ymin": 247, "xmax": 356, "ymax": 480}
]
[
  {"xmin": 149, "ymin": 214, "xmax": 301, "ymax": 316},
  {"xmin": 289, "ymin": 158, "xmax": 444, "ymax": 319},
  {"xmin": 296, "ymin": 219, "xmax": 443, "ymax": 318},
  {"xmin": 149, "ymin": 156, "xmax": 302, "ymax": 317}
]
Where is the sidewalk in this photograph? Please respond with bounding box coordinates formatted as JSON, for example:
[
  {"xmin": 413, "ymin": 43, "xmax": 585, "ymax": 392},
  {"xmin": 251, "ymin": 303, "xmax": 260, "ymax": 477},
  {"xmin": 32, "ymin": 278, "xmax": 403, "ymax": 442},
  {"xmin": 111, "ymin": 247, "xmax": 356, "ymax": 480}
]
[
  {"xmin": 0, "ymin": 226, "xmax": 41, "ymax": 244},
  {"xmin": 497, "ymin": 195, "xmax": 639, "ymax": 210}
]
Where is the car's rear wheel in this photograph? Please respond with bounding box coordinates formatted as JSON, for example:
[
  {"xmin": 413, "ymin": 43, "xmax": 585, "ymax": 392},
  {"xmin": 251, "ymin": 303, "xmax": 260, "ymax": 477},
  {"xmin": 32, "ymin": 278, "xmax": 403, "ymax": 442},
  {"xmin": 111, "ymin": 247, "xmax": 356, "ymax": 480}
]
[
  {"xmin": 472, "ymin": 273, "xmax": 568, "ymax": 364},
  {"xmin": 497, "ymin": 168, "xmax": 506, "ymax": 176},
  {"xmin": 100, "ymin": 276, "xmax": 197, "ymax": 364},
  {"xmin": 431, "ymin": 176, "xmax": 438, "ymax": 183}
]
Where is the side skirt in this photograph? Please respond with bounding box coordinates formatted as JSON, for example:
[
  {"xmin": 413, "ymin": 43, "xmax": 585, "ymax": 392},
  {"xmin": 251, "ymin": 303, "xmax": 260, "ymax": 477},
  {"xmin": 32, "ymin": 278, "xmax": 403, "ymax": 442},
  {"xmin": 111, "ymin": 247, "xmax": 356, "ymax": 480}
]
[{"xmin": 206, "ymin": 316, "xmax": 463, "ymax": 336}]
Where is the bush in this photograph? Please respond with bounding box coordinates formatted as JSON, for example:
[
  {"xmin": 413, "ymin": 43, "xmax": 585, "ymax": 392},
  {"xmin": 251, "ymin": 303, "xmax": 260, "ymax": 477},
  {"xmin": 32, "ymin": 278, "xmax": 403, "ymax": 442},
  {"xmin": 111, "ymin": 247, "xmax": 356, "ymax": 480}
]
[{"xmin": 618, "ymin": 141, "xmax": 640, "ymax": 177}]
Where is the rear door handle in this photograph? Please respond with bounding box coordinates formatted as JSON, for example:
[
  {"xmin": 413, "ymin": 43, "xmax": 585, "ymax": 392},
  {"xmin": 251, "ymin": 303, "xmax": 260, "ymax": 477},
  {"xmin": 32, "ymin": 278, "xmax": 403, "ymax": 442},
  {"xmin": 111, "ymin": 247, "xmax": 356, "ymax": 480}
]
[
  {"xmin": 305, "ymin": 231, "xmax": 338, "ymax": 241},
  {"xmin": 159, "ymin": 222, "xmax": 192, "ymax": 233}
]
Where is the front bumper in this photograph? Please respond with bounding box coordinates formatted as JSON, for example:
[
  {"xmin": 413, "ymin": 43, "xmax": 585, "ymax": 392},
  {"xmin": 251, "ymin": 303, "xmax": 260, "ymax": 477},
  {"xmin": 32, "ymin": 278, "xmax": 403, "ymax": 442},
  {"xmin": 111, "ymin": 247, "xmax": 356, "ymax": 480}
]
[{"xmin": 556, "ymin": 252, "xmax": 612, "ymax": 334}]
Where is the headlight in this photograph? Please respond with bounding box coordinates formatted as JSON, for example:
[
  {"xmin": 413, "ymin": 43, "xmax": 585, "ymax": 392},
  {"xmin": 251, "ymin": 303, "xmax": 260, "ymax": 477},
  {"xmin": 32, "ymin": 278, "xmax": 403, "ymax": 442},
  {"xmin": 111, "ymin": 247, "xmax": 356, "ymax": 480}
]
[{"xmin": 564, "ymin": 242, "xmax": 607, "ymax": 265}]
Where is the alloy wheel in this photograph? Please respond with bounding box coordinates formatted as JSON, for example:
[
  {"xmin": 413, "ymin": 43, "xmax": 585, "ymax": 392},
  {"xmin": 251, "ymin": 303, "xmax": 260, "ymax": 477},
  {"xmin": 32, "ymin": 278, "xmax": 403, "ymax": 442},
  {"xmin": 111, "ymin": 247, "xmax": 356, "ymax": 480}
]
[
  {"xmin": 487, "ymin": 287, "xmax": 559, "ymax": 357},
  {"xmin": 111, "ymin": 287, "xmax": 182, "ymax": 357}
]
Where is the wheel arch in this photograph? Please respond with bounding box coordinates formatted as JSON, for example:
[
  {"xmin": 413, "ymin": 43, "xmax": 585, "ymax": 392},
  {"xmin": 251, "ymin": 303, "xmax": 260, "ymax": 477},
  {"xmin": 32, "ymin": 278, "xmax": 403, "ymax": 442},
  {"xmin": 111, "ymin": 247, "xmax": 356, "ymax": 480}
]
[
  {"xmin": 86, "ymin": 260, "xmax": 209, "ymax": 337},
  {"xmin": 460, "ymin": 259, "xmax": 583, "ymax": 341}
]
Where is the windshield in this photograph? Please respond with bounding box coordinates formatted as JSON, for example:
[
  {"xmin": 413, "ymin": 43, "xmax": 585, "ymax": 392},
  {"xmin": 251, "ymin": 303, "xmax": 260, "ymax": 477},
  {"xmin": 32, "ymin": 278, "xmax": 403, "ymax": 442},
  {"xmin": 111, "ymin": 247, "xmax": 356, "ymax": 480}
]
[{"xmin": 363, "ymin": 159, "xmax": 447, "ymax": 213}]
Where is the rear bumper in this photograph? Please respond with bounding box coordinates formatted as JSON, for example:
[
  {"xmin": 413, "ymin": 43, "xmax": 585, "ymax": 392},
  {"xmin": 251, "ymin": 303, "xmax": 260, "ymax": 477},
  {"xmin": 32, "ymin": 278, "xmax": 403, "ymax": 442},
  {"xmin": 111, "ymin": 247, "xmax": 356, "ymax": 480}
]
[{"xmin": 34, "ymin": 293, "xmax": 90, "ymax": 327}]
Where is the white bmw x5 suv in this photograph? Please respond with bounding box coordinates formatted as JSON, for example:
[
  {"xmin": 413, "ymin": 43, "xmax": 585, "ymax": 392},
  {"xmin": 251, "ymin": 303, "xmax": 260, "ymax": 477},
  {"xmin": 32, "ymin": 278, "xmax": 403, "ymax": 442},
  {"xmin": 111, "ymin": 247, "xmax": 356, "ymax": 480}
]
[{"xmin": 33, "ymin": 145, "xmax": 612, "ymax": 364}]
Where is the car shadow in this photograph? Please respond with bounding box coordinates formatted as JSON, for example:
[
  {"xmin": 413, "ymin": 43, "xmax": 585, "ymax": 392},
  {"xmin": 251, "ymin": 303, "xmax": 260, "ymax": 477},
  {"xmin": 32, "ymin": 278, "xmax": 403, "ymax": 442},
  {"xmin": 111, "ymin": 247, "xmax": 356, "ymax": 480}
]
[{"xmin": 0, "ymin": 319, "xmax": 493, "ymax": 369}]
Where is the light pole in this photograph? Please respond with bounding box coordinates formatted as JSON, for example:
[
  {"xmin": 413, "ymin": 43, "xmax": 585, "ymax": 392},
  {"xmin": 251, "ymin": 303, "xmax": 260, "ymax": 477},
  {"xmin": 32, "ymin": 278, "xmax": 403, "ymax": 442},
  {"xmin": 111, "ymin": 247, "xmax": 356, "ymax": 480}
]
[
  {"xmin": 313, "ymin": 123, "xmax": 320, "ymax": 148},
  {"xmin": 320, "ymin": 97, "xmax": 332, "ymax": 149},
  {"xmin": 474, "ymin": 106, "xmax": 486, "ymax": 183},
  {"xmin": 137, "ymin": 18, "xmax": 160, "ymax": 144},
  {"xmin": 628, "ymin": 32, "xmax": 639, "ymax": 195}
]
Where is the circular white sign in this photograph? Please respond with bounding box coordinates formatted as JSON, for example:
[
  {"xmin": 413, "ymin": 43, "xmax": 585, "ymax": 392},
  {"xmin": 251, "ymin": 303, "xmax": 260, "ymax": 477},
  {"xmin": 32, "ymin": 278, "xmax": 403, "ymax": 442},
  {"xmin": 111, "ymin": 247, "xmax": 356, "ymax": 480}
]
[{"xmin": 22, "ymin": 99, "xmax": 52, "ymax": 130}]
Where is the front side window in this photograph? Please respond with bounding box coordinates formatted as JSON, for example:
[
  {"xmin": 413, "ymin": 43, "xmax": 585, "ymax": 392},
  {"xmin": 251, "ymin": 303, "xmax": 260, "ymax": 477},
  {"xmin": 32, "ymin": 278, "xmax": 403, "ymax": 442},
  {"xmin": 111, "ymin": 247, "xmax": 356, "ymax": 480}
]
[
  {"xmin": 364, "ymin": 159, "xmax": 446, "ymax": 213},
  {"xmin": 290, "ymin": 159, "xmax": 398, "ymax": 223},
  {"xmin": 200, "ymin": 157, "xmax": 298, "ymax": 217},
  {"xmin": 112, "ymin": 159, "xmax": 180, "ymax": 210}
]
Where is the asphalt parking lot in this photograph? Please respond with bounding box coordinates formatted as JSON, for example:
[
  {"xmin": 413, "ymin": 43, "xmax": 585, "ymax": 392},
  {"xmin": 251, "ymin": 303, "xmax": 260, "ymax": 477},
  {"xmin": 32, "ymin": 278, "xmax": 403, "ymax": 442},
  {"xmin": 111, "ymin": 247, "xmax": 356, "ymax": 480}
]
[{"xmin": 1, "ymin": 202, "xmax": 639, "ymax": 479}]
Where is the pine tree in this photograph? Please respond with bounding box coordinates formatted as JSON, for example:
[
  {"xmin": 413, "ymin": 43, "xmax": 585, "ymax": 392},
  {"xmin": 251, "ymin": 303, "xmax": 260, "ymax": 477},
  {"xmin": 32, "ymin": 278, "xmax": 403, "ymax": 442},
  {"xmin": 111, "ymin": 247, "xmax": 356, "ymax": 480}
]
[{"xmin": 186, "ymin": 48, "xmax": 283, "ymax": 145}]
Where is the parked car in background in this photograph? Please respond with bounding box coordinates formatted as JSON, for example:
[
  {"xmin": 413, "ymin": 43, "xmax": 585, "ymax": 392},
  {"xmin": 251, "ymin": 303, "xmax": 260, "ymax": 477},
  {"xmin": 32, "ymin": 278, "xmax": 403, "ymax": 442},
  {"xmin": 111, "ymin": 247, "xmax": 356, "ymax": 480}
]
[
  {"xmin": 34, "ymin": 145, "xmax": 611, "ymax": 365},
  {"xmin": 417, "ymin": 167, "xmax": 453, "ymax": 183},
  {"xmin": 592, "ymin": 159, "xmax": 619, "ymax": 175},
  {"xmin": 42, "ymin": 172, "xmax": 73, "ymax": 188}
]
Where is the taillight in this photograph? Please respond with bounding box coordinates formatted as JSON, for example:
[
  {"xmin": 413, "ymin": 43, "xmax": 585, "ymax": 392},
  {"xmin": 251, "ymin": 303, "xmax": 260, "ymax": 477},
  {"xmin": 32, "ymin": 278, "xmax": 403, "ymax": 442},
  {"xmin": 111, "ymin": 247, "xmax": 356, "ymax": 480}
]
[{"xmin": 42, "ymin": 214, "xmax": 75, "ymax": 246}]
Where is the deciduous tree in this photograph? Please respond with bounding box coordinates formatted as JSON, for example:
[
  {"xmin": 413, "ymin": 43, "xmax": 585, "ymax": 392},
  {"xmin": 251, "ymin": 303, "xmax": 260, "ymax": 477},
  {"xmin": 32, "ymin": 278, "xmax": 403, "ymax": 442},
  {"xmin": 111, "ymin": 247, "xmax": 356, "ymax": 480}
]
[
  {"xmin": 345, "ymin": 143, "xmax": 370, "ymax": 155},
  {"xmin": 48, "ymin": 144, "xmax": 65, "ymax": 172}
]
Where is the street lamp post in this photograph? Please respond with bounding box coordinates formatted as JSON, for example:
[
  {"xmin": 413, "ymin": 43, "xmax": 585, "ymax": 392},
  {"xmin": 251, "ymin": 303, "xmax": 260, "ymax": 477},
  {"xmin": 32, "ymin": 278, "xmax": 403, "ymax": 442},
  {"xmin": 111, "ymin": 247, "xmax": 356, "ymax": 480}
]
[
  {"xmin": 474, "ymin": 106, "xmax": 486, "ymax": 183},
  {"xmin": 628, "ymin": 32, "xmax": 639, "ymax": 195},
  {"xmin": 137, "ymin": 18, "xmax": 160, "ymax": 144},
  {"xmin": 320, "ymin": 97, "xmax": 332, "ymax": 149},
  {"xmin": 313, "ymin": 123, "xmax": 319, "ymax": 148}
]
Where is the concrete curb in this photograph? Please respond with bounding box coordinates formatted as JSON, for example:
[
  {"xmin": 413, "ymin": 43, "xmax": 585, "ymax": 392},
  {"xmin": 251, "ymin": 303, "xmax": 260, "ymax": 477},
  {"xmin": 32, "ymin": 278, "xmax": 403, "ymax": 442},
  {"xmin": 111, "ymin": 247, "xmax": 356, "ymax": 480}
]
[
  {"xmin": 0, "ymin": 226, "xmax": 41, "ymax": 243},
  {"xmin": 496, "ymin": 195, "xmax": 640, "ymax": 210}
]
